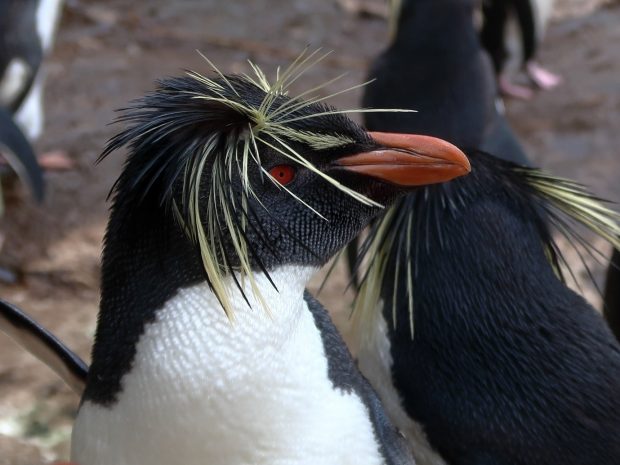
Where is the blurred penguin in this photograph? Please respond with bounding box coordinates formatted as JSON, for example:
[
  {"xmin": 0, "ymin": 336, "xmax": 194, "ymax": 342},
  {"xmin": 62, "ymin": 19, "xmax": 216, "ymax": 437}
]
[
  {"xmin": 0, "ymin": 0, "xmax": 66, "ymax": 283},
  {"xmin": 480, "ymin": 0, "xmax": 562, "ymax": 99},
  {"xmin": 0, "ymin": 0, "xmax": 72, "ymax": 171},
  {"xmin": 363, "ymin": 0, "xmax": 529, "ymax": 165}
]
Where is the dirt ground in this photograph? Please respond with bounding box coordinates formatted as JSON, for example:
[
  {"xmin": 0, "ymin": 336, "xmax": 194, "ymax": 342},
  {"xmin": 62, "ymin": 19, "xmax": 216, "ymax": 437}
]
[{"xmin": 0, "ymin": 0, "xmax": 619, "ymax": 462}]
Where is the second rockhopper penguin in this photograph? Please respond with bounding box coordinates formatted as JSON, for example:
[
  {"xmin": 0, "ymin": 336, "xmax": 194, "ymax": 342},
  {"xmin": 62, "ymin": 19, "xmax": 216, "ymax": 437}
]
[
  {"xmin": 352, "ymin": 150, "xmax": 620, "ymax": 465},
  {"xmin": 604, "ymin": 248, "xmax": 620, "ymax": 341}
]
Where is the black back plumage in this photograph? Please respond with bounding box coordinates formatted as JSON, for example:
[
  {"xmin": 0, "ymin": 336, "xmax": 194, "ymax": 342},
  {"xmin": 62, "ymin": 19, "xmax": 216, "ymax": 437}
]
[
  {"xmin": 357, "ymin": 151, "xmax": 620, "ymax": 464},
  {"xmin": 363, "ymin": 0, "xmax": 529, "ymax": 165}
]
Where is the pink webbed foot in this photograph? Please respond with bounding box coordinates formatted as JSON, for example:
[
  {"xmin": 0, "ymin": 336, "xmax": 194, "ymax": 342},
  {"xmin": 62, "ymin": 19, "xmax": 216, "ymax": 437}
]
[{"xmin": 526, "ymin": 61, "xmax": 563, "ymax": 90}]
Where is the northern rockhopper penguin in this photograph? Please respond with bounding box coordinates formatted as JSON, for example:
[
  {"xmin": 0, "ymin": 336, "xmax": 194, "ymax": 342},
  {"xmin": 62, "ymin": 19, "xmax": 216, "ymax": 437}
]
[
  {"xmin": 0, "ymin": 52, "xmax": 470, "ymax": 465},
  {"xmin": 363, "ymin": 0, "xmax": 529, "ymax": 166},
  {"xmin": 480, "ymin": 0, "xmax": 562, "ymax": 100},
  {"xmin": 350, "ymin": 151, "xmax": 620, "ymax": 465}
]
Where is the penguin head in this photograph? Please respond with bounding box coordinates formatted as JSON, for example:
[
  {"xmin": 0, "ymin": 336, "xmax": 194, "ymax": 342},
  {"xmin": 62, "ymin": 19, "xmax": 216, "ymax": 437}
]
[{"xmin": 103, "ymin": 55, "xmax": 469, "ymax": 315}]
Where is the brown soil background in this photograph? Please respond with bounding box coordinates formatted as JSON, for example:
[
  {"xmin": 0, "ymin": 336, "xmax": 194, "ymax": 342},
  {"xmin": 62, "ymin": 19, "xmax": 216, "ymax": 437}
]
[{"xmin": 0, "ymin": 0, "xmax": 619, "ymax": 462}]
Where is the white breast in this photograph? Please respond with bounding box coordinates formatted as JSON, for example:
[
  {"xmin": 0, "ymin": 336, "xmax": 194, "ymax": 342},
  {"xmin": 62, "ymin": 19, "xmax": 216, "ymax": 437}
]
[
  {"xmin": 14, "ymin": 72, "xmax": 43, "ymax": 140},
  {"xmin": 72, "ymin": 266, "xmax": 385, "ymax": 465},
  {"xmin": 356, "ymin": 304, "xmax": 446, "ymax": 465},
  {"xmin": 0, "ymin": 59, "xmax": 30, "ymax": 106}
]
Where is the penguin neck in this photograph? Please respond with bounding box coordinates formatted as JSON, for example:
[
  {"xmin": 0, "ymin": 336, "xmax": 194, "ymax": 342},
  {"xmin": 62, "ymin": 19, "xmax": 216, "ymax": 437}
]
[
  {"xmin": 392, "ymin": 2, "xmax": 479, "ymax": 56},
  {"xmin": 86, "ymin": 191, "xmax": 315, "ymax": 405}
]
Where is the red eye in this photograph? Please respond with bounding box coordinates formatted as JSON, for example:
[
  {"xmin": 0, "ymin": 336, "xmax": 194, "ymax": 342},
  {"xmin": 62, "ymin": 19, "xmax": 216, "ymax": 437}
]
[{"xmin": 269, "ymin": 165, "xmax": 296, "ymax": 186}]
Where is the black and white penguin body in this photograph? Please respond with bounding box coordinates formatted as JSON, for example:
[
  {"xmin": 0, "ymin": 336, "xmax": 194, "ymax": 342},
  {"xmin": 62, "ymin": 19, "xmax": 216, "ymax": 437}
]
[
  {"xmin": 353, "ymin": 151, "xmax": 620, "ymax": 465},
  {"xmin": 0, "ymin": 0, "xmax": 63, "ymax": 201},
  {"xmin": 74, "ymin": 269, "xmax": 411, "ymax": 465},
  {"xmin": 63, "ymin": 59, "xmax": 469, "ymax": 465},
  {"xmin": 363, "ymin": 0, "xmax": 529, "ymax": 166},
  {"xmin": 0, "ymin": 0, "xmax": 63, "ymax": 140}
]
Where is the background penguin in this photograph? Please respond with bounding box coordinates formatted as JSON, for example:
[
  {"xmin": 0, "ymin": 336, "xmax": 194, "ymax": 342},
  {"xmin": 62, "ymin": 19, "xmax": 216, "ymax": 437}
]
[
  {"xmin": 348, "ymin": 0, "xmax": 531, "ymax": 287},
  {"xmin": 363, "ymin": 0, "xmax": 530, "ymax": 166},
  {"xmin": 0, "ymin": 0, "xmax": 60, "ymax": 202},
  {"xmin": 0, "ymin": 0, "xmax": 63, "ymax": 282},
  {"xmin": 604, "ymin": 248, "xmax": 620, "ymax": 340},
  {"xmin": 0, "ymin": 0, "xmax": 71, "ymax": 172},
  {"xmin": 350, "ymin": 150, "xmax": 620, "ymax": 465},
  {"xmin": 0, "ymin": 106, "xmax": 44, "ymax": 283},
  {"xmin": 0, "ymin": 106, "xmax": 44, "ymax": 207},
  {"xmin": 0, "ymin": 0, "xmax": 63, "ymax": 140},
  {"xmin": 480, "ymin": 0, "xmax": 562, "ymax": 99},
  {"xmin": 1, "ymin": 54, "xmax": 470, "ymax": 465}
]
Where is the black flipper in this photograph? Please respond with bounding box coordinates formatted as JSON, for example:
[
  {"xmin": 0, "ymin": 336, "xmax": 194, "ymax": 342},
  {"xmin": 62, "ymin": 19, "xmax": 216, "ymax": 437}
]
[
  {"xmin": 0, "ymin": 106, "xmax": 44, "ymax": 202},
  {"xmin": 0, "ymin": 298, "xmax": 88, "ymax": 394},
  {"xmin": 604, "ymin": 248, "xmax": 620, "ymax": 341},
  {"xmin": 303, "ymin": 291, "xmax": 414, "ymax": 465}
]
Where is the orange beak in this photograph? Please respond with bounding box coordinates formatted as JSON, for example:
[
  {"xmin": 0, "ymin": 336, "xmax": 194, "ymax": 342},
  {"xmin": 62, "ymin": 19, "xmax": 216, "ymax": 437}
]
[{"xmin": 334, "ymin": 132, "xmax": 470, "ymax": 186}]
